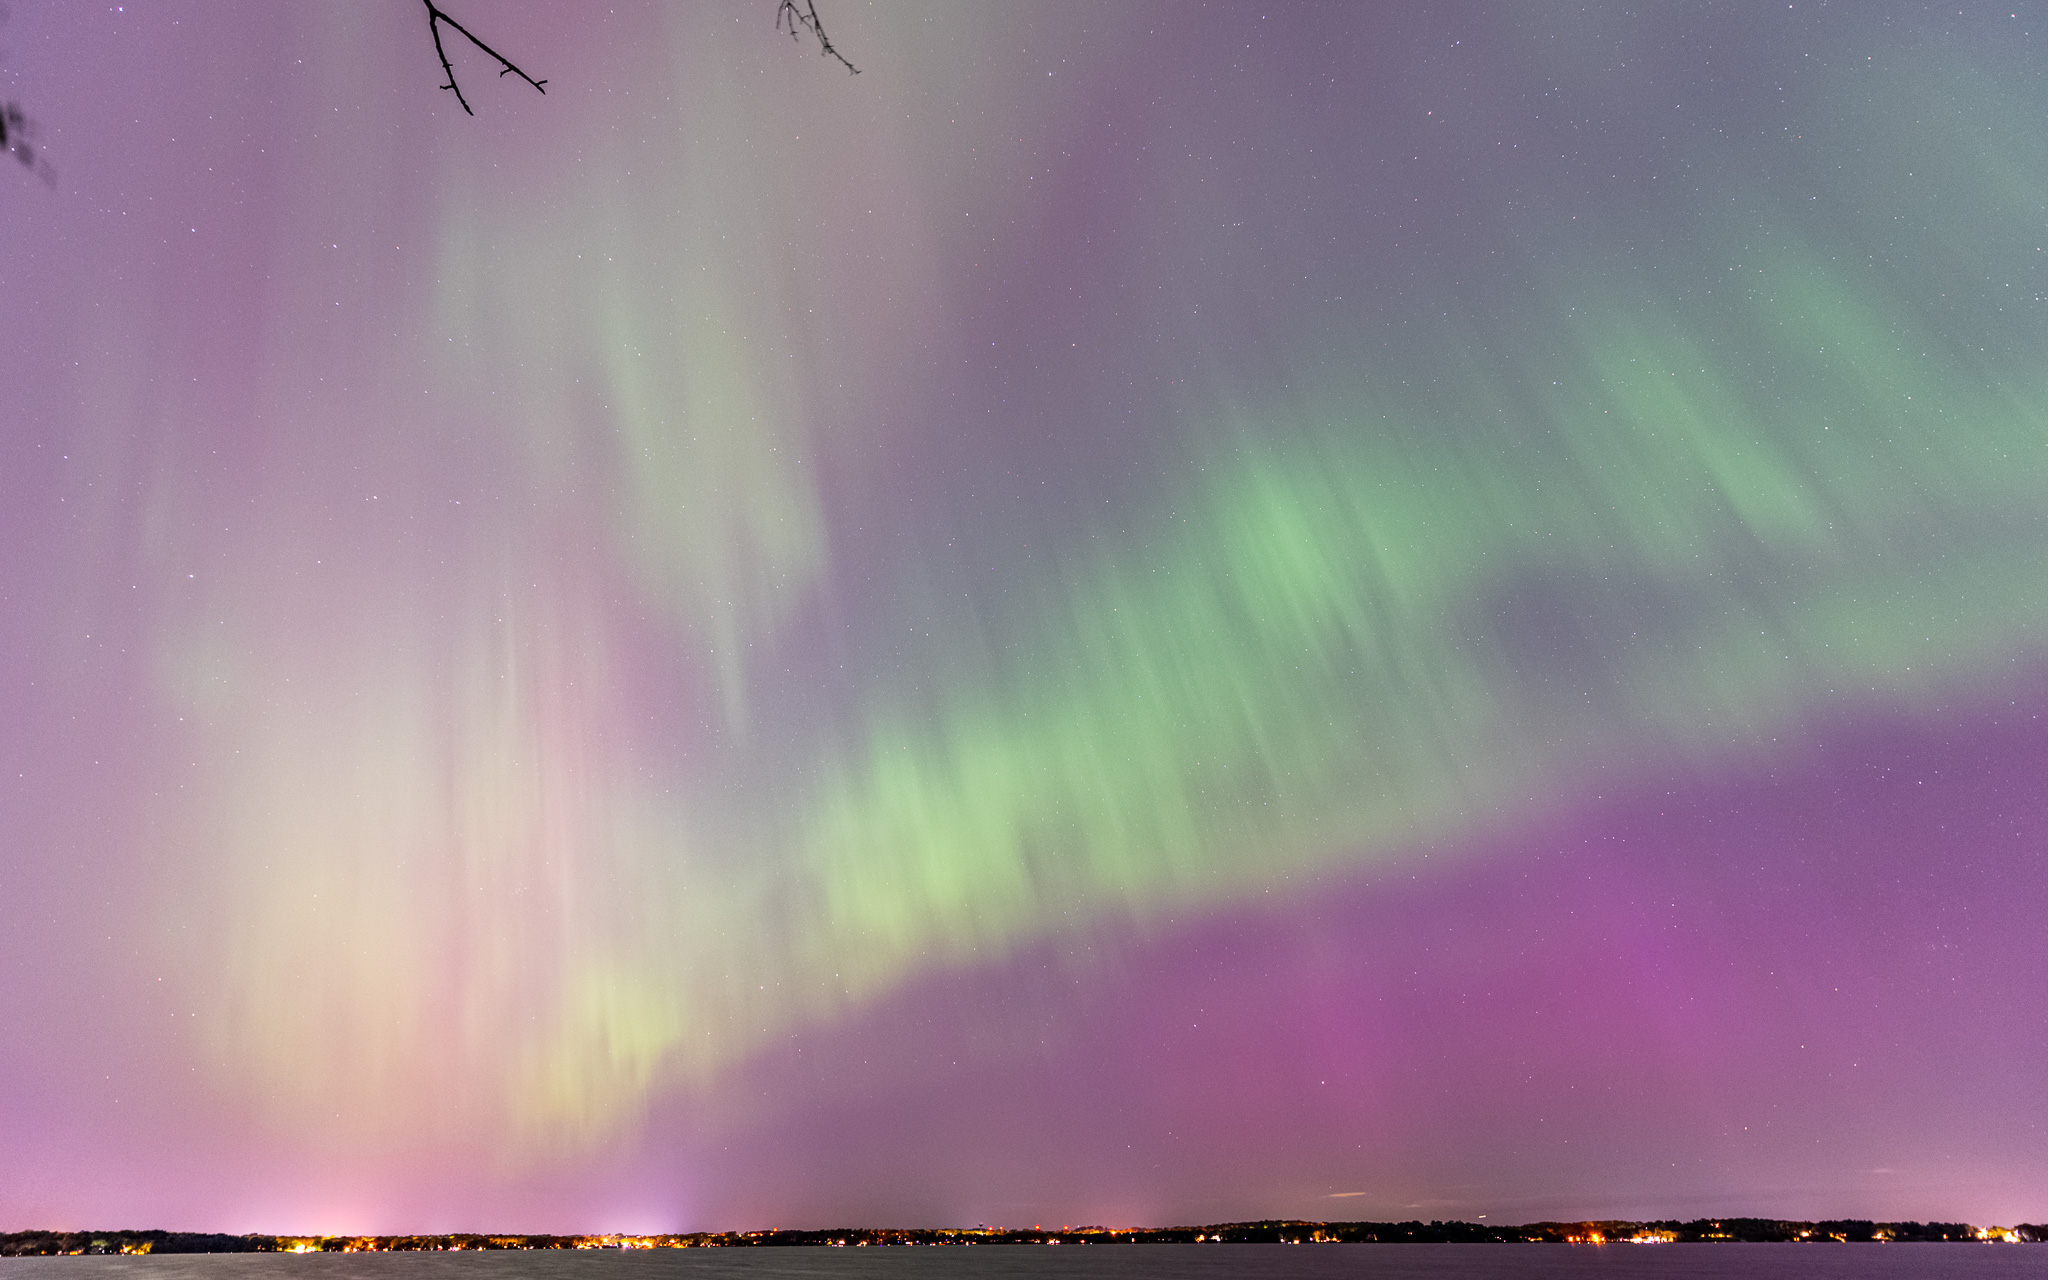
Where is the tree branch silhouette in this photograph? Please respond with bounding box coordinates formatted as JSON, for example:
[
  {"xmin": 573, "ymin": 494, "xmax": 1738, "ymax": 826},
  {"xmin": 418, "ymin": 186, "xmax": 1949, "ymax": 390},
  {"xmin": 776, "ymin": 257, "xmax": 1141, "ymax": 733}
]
[
  {"xmin": 776, "ymin": 0, "xmax": 859, "ymax": 75},
  {"xmin": 416, "ymin": 2, "xmax": 856, "ymax": 118},
  {"xmin": 422, "ymin": 0, "xmax": 547, "ymax": 116}
]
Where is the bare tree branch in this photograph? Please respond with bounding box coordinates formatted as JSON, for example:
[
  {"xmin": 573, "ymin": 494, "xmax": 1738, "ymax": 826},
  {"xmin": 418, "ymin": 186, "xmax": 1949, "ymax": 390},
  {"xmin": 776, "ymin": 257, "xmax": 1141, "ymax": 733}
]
[
  {"xmin": 776, "ymin": 0, "xmax": 859, "ymax": 75},
  {"xmin": 422, "ymin": 0, "xmax": 547, "ymax": 116}
]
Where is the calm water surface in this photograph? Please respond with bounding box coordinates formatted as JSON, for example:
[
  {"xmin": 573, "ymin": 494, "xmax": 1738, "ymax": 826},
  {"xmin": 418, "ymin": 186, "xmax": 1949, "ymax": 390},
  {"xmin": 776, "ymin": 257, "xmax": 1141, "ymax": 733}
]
[{"xmin": 5, "ymin": 1246, "xmax": 2046, "ymax": 1279}]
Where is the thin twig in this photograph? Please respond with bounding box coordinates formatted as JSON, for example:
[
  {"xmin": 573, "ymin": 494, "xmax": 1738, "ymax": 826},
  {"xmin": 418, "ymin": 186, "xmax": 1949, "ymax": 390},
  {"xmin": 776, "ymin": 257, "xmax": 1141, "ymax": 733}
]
[
  {"xmin": 776, "ymin": 0, "xmax": 859, "ymax": 75},
  {"xmin": 422, "ymin": 0, "xmax": 547, "ymax": 116}
]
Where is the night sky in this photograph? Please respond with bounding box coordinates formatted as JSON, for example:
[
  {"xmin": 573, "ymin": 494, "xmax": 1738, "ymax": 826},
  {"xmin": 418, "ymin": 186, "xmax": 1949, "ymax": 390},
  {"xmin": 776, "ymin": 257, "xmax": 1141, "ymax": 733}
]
[{"xmin": 2, "ymin": 0, "xmax": 2045, "ymax": 1236}]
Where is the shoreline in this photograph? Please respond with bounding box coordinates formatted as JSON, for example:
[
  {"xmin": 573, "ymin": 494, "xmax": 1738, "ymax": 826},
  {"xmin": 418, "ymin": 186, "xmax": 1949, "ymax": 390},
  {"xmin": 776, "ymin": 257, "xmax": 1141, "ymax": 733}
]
[{"xmin": 6, "ymin": 1217, "xmax": 2043, "ymax": 1255}]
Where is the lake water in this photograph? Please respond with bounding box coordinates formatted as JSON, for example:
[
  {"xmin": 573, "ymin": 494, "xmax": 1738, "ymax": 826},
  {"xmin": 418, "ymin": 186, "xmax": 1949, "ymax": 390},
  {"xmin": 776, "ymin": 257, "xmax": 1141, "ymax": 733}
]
[{"xmin": 4, "ymin": 1246, "xmax": 2045, "ymax": 1279}]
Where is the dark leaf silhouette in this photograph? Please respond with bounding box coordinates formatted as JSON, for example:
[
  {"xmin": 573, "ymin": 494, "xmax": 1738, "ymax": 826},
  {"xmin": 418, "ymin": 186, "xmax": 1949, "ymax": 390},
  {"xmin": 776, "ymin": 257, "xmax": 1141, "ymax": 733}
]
[{"xmin": 2, "ymin": 99, "xmax": 55, "ymax": 186}]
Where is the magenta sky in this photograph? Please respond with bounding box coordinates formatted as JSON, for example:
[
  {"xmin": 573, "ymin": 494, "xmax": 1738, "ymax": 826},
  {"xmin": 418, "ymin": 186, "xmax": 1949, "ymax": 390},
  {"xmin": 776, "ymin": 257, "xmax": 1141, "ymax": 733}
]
[{"xmin": 2, "ymin": 1, "xmax": 2044, "ymax": 1234}]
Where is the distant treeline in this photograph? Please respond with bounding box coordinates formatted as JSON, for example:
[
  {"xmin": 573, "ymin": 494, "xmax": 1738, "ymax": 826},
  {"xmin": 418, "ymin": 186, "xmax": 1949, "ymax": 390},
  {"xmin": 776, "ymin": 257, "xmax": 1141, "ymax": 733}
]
[{"xmin": 4, "ymin": 1219, "xmax": 2044, "ymax": 1254}]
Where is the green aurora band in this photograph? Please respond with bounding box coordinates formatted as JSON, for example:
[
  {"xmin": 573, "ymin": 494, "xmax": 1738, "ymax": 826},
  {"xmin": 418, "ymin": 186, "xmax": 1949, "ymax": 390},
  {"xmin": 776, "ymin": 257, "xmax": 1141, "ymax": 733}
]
[{"xmin": 526, "ymin": 226, "xmax": 2048, "ymax": 1142}]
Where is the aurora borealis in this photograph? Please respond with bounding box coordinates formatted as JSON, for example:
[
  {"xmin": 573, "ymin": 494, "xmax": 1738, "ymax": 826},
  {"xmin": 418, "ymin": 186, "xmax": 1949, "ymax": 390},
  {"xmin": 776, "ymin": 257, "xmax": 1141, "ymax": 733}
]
[{"xmin": 2, "ymin": 0, "xmax": 2046, "ymax": 1235}]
